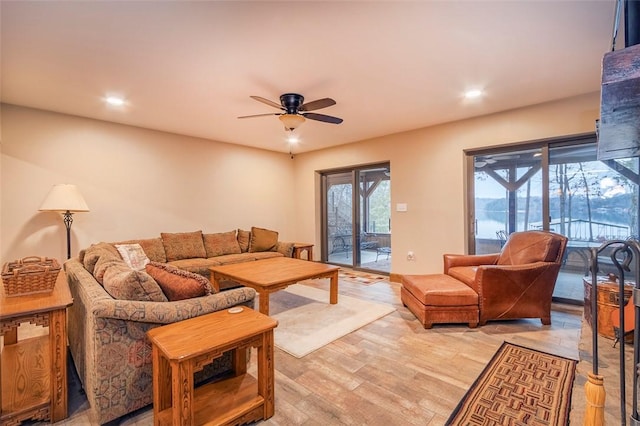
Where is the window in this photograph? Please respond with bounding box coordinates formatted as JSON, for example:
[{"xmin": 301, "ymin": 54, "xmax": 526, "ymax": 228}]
[{"xmin": 467, "ymin": 134, "xmax": 640, "ymax": 303}]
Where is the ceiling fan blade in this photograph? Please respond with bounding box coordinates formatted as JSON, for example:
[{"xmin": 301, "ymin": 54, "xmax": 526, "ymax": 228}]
[
  {"xmin": 238, "ymin": 113, "xmax": 280, "ymax": 119},
  {"xmin": 299, "ymin": 98, "xmax": 336, "ymax": 112},
  {"xmin": 302, "ymin": 112, "xmax": 343, "ymax": 124},
  {"xmin": 250, "ymin": 96, "xmax": 284, "ymax": 110}
]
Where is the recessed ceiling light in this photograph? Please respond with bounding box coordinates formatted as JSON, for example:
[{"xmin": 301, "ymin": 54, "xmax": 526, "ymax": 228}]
[
  {"xmin": 288, "ymin": 135, "xmax": 299, "ymax": 144},
  {"xmin": 464, "ymin": 89, "xmax": 483, "ymax": 99},
  {"xmin": 105, "ymin": 96, "xmax": 125, "ymax": 106}
]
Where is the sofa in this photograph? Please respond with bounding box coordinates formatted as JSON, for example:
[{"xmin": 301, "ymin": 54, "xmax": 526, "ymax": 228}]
[{"xmin": 65, "ymin": 228, "xmax": 293, "ymax": 424}]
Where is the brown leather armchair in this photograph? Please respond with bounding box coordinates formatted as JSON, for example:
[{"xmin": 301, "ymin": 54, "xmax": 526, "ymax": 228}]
[{"xmin": 444, "ymin": 230, "xmax": 568, "ymax": 326}]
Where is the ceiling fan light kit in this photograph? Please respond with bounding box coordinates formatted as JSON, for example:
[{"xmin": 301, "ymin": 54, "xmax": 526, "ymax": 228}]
[
  {"xmin": 239, "ymin": 92, "xmax": 343, "ymax": 131},
  {"xmin": 279, "ymin": 113, "xmax": 305, "ymax": 131}
]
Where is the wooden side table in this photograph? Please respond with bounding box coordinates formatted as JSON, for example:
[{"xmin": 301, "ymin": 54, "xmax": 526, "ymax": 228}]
[
  {"xmin": 147, "ymin": 307, "xmax": 278, "ymax": 426},
  {"xmin": 0, "ymin": 270, "xmax": 73, "ymax": 425},
  {"xmin": 293, "ymin": 243, "xmax": 313, "ymax": 261}
]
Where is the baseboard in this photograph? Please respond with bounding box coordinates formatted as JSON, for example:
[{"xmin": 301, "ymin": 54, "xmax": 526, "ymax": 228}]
[{"xmin": 389, "ymin": 272, "xmax": 402, "ymax": 283}]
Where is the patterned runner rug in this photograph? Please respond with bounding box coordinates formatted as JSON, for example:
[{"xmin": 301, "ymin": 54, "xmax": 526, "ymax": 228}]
[
  {"xmin": 338, "ymin": 268, "xmax": 387, "ymax": 285},
  {"xmin": 447, "ymin": 342, "xmax": 577, "ymax": 425}
]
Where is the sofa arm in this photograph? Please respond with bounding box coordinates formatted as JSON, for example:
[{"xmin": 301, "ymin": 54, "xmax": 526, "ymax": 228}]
[
  {"xmin": 65, "ymin": 258, "xmax": 256, "ymax": 324},
  {"xmin": 443, "ymin": 253, "xmax": 500, "ymax": 273},
  {"xmin": 90, "ymin": 288, "xmax": 255, "ymax": 324}
]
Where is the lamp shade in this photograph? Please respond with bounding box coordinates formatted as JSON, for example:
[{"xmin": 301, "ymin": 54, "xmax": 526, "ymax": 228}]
[
  {"xmin": 279, "ymin": 114, "xmax": 305, "ymax": 131},
  {"xmin": 39, "ymin": 184, "xmax": 89, "ymax": 212}
]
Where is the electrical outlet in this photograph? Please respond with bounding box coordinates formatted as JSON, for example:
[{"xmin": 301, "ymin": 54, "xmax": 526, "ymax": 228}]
[{"xmin": 407, "ymin": 251, "xmax": 415, "ymax": 261}]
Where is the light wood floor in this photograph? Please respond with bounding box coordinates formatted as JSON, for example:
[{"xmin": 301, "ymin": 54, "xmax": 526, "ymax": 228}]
[{"xmin": 34, "ymin": 276, "xmax": 588, "ymax": 426}]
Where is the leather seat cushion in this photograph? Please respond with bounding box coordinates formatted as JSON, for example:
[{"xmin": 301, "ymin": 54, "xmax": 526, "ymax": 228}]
[
  {"xmin": 446, "ymin": 266, "xmax": 477, "ymax": 287},
  {"xmin": 401, "ymin": 274, "xmax": 478, "ymax": 306}
]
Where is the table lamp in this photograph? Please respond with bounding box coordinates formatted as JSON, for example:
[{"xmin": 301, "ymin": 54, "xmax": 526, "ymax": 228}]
[{"xmin": 40, "ymin": 184, "xmax": 90, "ymax": 259}]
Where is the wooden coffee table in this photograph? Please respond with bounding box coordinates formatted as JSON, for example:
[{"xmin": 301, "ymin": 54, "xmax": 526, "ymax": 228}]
[{"xmin": 210, "ymin": 257, "xmax": 340, "ymax": 315}]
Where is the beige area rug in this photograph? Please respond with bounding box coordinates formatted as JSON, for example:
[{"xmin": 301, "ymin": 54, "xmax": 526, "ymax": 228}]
[{"xmin": 267, "ymin": 284, "xmax": 395, "ymax": 358}]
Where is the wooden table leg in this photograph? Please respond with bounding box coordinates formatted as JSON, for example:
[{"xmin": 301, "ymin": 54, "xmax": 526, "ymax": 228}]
[
  {"xmin": 232, "ymin": 347, "xmax": 247, "ymax": 375},
  {"xmin": 172, "ymin": 361, "xmax": 194, "ymax": 425},
  {"xmin": 4, "ymin": 327, "xmax": 17, "ymax": 345},
  {"xmin": 50, "ymin": 309, "xmax": 68, "ymax": 422},
  {"xmin": 210, "ymin": 272, "xmax": 221, "ymax": 292},
  {"xmin": 258, "ymin": 329, "xmax": 275, "ymax": 419},
  {"xmin": 329, "ymin": 271, "xmax": 338, "ymax": 304},
  {"xmin": 259, "ymin": 291, "xmax": 270, "ymax": 315}
]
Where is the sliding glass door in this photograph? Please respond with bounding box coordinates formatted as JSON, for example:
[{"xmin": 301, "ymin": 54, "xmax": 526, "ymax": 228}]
[
  {"xmin": 468, "ymin": 135, "xmax": 640, "ymax": 303},
  {"xmin": 322, "ymin": 163, "xmax": 391, "ymax": 273},
  {"xmin": 472, "ymin": 147, "xmax": 544, "ymax": 254}
]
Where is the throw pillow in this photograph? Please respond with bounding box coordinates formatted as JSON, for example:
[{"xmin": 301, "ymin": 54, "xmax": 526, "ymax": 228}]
[
  {"xmin": 82, "ymin": 242, "xmax": 120, "ymax": 275},
  {"xmin": 102, "ymin": 263, "xmax": 167, "ymax": 302},
  {"xmin": 249, "ymin": 226, "xmax": 278, "ymax": 252},
  {"xmin": 161, "ymin": 231, "xmax": 207, "ymax": 262},
  {"xmin": 116, "ymin": 237, "xmax": 167, "ymax": 263},
  {"xmin": 203, "ymin": 231, "xmax": 241, "ymax": 257},
  {"xmin": 93, "ymin": 252, "xmax": 126, "ymax": 285},
  {"xmin": 145, "ymin": 261, "xmax": 214, "ymax": 301},
  {"xmin": 237, "ymin": 229, "xmax": 251, "ymax": 253},
  {"xmin": 115, "ymin": 243, "xmax": 150, "ymax": 270}
]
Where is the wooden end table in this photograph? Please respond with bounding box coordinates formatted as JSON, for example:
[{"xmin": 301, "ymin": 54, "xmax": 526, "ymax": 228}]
[
  {"xmin": 1, "ymin": 270, "xmax": 73, "ymax": 424},
  {"xmin": 147, "ymin": 307, "xmax": 278, "ymax": 426},
  {"xmin": 292, "ymin": 243, "xmax": 313, "ymax": 260}
]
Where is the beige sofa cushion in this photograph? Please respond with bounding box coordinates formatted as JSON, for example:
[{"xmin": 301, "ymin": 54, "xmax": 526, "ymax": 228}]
[
  {"xmin": 237, "ymin": 229, "xmax": 251, "ymax": 253},
  {"xmin": 249, "ymin": 226, "xmax": 278, "ymax": 252},
  {"xmin": 251, "ymin": 252, "xmax": 284, "ymax": 261},
  {"xmin": 116, "ymin": 237, "xmax": 167, "ymax": 263},
  {"xmin": 102, "ymin": 262, "xmax": 167, "ymax": 302},
  {"xmin": 203, "ymin": 231, "xmax": 241, "ymax": 257},
  {"xmin": 161, "ymin": 231, "xmax": 207, "ymax": 261},
  {"xmin": 83, "ymin": 242, "xmax": 120, "ymax": 275},
  {"xmin": 93, "ymin": 252, "xmax": 126, "ymax": 284}
]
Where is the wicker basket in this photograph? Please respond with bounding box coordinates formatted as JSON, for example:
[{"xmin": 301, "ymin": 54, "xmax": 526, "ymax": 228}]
[{"xmin": 2, "ymin": 256, "xmax": 61, "ymax": 297}]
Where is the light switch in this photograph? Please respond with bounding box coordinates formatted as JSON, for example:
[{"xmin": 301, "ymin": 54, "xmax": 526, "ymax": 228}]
[{"xmin": 396, "ymin": 203, "xmax": 408, "ymax": 212}]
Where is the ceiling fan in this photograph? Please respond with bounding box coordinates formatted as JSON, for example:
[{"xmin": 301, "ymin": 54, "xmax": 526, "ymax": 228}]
[{"xmin": 238, "ymin": 93, "xmax": 343, "ymax": 131}]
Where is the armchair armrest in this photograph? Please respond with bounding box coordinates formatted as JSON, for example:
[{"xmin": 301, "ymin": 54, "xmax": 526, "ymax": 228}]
[
  {"xmin": 444, "ymin": 253, "xmax": 500, "ymax": 273},
  {"xmin": 474, "ymin": 261, "xmax": 561, "ymax": 323}
]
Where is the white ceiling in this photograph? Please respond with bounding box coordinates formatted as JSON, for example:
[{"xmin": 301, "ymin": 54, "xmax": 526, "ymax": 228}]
[{"xmin": 1, "ymin": 1, "xmax": 617, "ymax": 154}]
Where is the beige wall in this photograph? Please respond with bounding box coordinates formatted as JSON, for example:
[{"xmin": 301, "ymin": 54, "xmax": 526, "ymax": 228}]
[
  {"xmin": 1, "ymin": 104, "xmax": 296, "ymax": 263},
  {"xmin": 1, "ymin": 93, "xmax": 600, "ymax": 273},
  {"xmin": 294, "ymin": 92, "xmax": 601, "ymax": 274}
]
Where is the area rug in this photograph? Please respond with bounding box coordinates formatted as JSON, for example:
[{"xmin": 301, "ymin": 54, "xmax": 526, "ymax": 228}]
[
  {"xmin": 268, "ymin": 284, "xmax": 395, "ymax": 358},
  {"xmin": 447, "ymin": 342, "xmax": 577, "ymax": 425},
  {"xmin": 338, "ymin": 268, "xmax": 387, "ymax": 285}
]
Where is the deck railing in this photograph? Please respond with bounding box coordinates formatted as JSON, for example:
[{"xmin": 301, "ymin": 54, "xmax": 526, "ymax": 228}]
[{"xmin": 531, "ymin": 219, "xmax": 630, "ymax": 242}]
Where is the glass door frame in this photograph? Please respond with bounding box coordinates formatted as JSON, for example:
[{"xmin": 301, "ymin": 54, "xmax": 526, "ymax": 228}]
[
  {"xmin": 320, "ymin": 162, "xmax": 391, "ymax": 273},
  {"xmin": 465, "ymin": 134, "xmax": 595, "ymax": 253}
]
